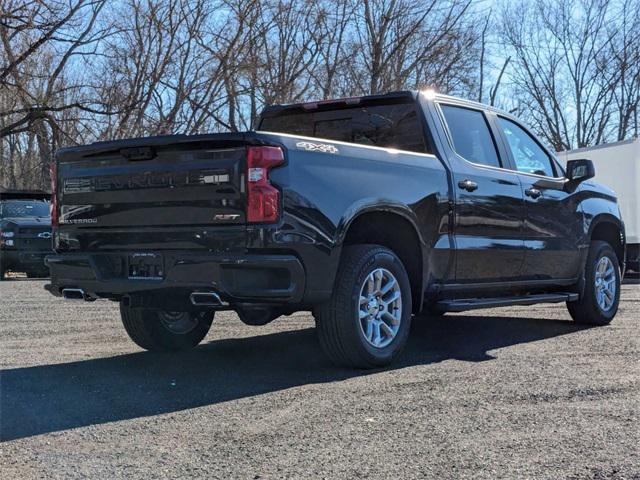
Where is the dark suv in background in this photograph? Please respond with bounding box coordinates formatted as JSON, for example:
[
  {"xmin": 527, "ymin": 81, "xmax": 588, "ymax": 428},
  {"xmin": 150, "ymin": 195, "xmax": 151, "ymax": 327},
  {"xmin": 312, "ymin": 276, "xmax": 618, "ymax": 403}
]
[{"xmin": 0, "ymin": 189, "xmax": 53, "ymax": 279}]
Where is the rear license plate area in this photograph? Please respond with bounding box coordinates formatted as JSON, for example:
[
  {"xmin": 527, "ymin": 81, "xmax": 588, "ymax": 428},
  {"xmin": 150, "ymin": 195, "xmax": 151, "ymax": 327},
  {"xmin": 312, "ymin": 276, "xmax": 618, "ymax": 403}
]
[{"xmin": 128, "ymin": 253, "xmax": 164, "ymax": 280}]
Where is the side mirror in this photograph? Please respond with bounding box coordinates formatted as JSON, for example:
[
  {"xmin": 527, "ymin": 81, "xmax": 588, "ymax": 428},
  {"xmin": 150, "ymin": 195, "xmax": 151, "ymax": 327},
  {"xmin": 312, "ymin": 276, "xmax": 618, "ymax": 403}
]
[{"xmin": 566, "ymin": 158, "xmax": 595, "ymax": 183}]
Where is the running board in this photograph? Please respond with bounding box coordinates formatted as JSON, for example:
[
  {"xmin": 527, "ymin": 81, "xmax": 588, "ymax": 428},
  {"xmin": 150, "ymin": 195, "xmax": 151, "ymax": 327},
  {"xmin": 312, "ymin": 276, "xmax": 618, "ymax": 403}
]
[{"xmin": 436, "ymin": 293, "xmax": 579, "ymax": 313}]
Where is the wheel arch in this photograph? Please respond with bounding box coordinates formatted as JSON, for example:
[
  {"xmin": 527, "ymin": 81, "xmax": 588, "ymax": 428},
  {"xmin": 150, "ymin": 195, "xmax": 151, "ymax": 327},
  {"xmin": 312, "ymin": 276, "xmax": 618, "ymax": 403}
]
[
  {"xmin": 588, "ymin": 214, "xmax": 626, "ymax": 270},
  {"xmin": 338, "ymin": 205, "xmax": 425, "ymax": 313}
]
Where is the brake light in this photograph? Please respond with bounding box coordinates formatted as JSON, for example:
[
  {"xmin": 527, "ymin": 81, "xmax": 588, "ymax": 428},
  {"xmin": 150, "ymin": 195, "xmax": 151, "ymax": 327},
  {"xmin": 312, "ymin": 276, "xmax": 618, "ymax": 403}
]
[
  {"xmin": 49, "ymin": 162, "xmax": 58, "ymax": 228},
  {"xmin": 301, "ymin": 96, "xmax": 361, "ymax": 110},
  {"xmin": 246, "ymin": 146, "xmax": 284, "ymax": 223}
]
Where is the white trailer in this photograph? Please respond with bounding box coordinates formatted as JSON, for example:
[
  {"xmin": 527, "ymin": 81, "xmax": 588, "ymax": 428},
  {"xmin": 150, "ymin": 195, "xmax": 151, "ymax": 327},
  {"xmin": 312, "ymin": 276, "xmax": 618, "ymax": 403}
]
[{"xmin": 558, "ymin": 138, "xmax": 640, "ymax": 272}]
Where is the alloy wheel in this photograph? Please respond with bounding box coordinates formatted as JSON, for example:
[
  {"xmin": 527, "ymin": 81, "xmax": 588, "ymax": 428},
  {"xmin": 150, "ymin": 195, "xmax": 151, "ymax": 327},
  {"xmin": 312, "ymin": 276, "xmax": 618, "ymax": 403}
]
[
  {"xmin": 594, "ymin": 256, "xmax": 616, "ymax": 312},
  {"xmin": 358, "ymin": 268, "xmax": 402, "ymax": 348}
]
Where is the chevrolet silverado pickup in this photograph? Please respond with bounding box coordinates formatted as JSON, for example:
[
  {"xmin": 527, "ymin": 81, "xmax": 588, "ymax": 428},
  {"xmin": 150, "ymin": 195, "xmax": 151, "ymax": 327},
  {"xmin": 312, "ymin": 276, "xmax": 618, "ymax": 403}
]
[
  {"xmin": 0, "ymin": 189, "xmax": 52, "ymax": 279},
  {"xmin": 45, "ymin": 91, "xmax": 626, "ymax": 368}
]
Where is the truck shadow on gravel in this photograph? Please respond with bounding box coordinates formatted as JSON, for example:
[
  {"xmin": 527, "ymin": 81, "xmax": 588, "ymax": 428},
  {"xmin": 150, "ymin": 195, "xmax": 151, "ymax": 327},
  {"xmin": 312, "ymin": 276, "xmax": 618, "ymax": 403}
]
[{"xmin": 1, "ymin": 314, "xmax": 590, "ymax": 441}]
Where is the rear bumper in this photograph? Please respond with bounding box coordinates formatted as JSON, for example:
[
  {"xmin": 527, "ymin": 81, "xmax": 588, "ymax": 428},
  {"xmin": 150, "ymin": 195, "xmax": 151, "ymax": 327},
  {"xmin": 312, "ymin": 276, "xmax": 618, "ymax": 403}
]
[
  {"xmin": 1, "ymin": 250, "xmax": 50, "ymax": 272},
  {"xmin": 45, "ymin": 252, "xmax": 306, "ymax": 305}
]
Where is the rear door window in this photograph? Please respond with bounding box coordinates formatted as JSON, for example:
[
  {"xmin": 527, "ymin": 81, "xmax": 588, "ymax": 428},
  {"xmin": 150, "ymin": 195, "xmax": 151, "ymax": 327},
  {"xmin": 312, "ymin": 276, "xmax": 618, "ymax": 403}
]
[
  {"xmin": 259, "ymin": 102, "xmax": 427, "ymax": 153},
  {"xmin": 440, "ymin": 105, "xmax": 501, "ymax": 168}
]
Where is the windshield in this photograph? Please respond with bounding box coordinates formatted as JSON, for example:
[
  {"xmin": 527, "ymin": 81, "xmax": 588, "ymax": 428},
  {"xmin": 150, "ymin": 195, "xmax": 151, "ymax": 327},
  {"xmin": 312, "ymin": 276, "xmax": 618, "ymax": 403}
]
[{"xmin": 0, "ymin": 200, "xmax": 50, "ymax": 218}]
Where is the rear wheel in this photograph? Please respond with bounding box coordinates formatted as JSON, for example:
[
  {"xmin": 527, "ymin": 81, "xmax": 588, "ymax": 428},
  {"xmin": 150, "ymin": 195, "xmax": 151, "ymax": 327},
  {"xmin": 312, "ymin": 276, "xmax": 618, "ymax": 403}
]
[
  {"xmin": 120, "ymin": 302, "xmax": 214, "ymax": 352},
  {"xmin": 315, "ymin": 244, "xmax": 412, "ymax": 368},
  {"xmin": 567, "ymin": 240, "xmax": 621, "ymax": 325}
]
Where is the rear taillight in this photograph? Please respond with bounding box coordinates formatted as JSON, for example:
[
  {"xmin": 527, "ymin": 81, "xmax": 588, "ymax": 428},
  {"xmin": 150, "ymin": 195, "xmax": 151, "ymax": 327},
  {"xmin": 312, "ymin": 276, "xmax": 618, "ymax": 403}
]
[
  {"xmin": 0, "ymin": 229, "xmax": 15, "ymax": 248},
  {"xmin": 49, "ymin": 162, "xmax": 58, "ymax": 228},
  {"xmin": 246, "ymin": 146, "xmax": 284, "ymax": 223}
]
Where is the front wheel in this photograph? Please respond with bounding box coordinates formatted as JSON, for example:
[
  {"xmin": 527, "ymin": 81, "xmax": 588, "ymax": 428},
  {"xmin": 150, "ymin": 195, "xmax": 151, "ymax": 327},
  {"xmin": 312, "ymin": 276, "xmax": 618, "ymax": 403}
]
[
  {"xmin": 567, "ymin": 240, "xmax": 621, "ymax": 325},
  {"xmin": 315, "ymin": 244, "xmax": 412, "ymax": 368},
  {"xmin": 120, "ymin": 303, "xmax": 214, "ymax": 352}
]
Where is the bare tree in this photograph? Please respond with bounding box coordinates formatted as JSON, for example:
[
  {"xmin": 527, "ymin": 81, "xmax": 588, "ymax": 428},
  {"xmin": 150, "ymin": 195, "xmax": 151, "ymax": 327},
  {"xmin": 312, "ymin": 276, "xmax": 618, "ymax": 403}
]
[
  {"xmin": 198, "ymin": 0, "xmax": 267, "ymax": 131},
  {"xmin": 500, "ymin": 0, "xmax": 620, "ymax": 150},
  {"xmin": 96, "ymin": 0, "xmax": 206, "ymax": 138},
  {"xmin": 0, "ymin": 0, "xmax": 114, "ymax": 186},
  {"xmin": 349, "ymin": 0, "xmax": 477, "ymax": 95},
  {"xmin": 608, "ymin": 0, "xmax": 640, "ymax": 140},
  {"xmin": 308, "ymin": 0, "xmax": 356, "ymax": 98},
  {"xmin": 254, "ymin": 1, "xmax": 323, "ymax": 105},
  {"xmin": 12, "ymin": 0, "xmax": 639, "ymax": 190}
]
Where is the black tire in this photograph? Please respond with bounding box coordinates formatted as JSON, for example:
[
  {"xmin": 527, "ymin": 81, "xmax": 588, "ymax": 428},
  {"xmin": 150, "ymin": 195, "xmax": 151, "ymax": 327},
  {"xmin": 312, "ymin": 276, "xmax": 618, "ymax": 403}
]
[
  {"xmin": 120, "ymin": 302, "xmax": 214, "ymax": 352},
  {"xmin": 315, "ymin": 244, "xmax": 412, "ymax": 368},
  {"xmin": 0, "ymin": 267, "xmax": 5, "ymax": 280},
  {"xmin": 567, "ymin": 240, "xmax": 621, "ymax": 325}
]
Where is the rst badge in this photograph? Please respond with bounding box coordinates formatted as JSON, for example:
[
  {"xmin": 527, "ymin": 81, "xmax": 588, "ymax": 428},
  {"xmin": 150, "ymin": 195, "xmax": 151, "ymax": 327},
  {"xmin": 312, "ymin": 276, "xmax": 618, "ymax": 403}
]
[
  {"xmin": 214, "ymin": 214, "xmax": 241, "ymax": 221},
  {"xmin": 296, "ymin": 141, "xmax": 339, "ymax": 154}
]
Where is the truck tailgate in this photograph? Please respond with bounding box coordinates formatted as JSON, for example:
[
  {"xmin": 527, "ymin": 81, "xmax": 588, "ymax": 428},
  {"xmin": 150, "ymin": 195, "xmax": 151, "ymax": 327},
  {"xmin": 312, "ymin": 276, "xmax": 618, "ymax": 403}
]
[{"xmin": 57, "ymin": 136, "xmax": 249, "ymax": 229}]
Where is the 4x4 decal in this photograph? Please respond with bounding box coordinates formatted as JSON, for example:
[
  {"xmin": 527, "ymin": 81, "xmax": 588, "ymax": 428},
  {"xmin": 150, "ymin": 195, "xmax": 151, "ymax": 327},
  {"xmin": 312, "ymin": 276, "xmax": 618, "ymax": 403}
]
[{"xmin": 296, "ymin": 141, "xmax": 339, "ymax": 154}]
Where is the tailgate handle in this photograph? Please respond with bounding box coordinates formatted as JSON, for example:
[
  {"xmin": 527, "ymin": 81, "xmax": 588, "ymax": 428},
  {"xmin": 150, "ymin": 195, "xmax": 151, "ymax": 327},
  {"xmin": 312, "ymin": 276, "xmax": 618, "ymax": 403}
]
[{"xmin": 120, "ymin": 146, "xmax": 156, "ymax": 161}]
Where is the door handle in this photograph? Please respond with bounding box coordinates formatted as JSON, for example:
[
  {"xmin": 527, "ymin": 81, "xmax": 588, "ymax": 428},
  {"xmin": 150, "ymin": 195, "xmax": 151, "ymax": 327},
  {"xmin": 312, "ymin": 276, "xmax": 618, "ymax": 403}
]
[
  {"xmin": 525, "ymin": 187, "xmax": 542, "ymax": 199},
  {"xmin": 458, "ymin": 179, "xmax": 478, "ymax": 192}
]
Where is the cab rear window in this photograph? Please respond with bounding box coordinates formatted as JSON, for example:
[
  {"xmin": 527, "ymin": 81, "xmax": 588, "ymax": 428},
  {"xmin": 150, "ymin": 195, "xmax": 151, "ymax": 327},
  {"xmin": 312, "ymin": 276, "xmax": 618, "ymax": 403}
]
[{"xmin": 259, "ymin": 102, "xmax": 428, "ymax": 153}]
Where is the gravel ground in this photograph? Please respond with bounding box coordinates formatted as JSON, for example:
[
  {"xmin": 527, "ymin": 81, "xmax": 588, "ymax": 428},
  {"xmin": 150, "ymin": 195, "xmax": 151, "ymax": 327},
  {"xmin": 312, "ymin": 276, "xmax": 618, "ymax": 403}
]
[{"xmin": 1, "ymin": 279, "xmax": 639, "ymax": 479}]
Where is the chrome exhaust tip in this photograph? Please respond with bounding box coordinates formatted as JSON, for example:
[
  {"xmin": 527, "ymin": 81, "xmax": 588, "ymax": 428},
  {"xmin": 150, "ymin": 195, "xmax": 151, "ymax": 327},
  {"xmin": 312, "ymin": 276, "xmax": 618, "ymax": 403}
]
[
  {"xmin": 190, "ymin": 291, "xmax": 229, "ymax": 307},
  {"xmin": 61, "ymin": 288, "xmax": 85, "ymax": 300}
]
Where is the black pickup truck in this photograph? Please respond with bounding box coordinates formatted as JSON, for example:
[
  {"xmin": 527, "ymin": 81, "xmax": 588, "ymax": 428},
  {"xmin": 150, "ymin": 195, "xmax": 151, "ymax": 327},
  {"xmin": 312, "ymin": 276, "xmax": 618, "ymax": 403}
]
[
  {"xmin": 0, "ymin": 189, "xmax": 52, "ymax": 279},
  {"xmin": 45, "ymin": 91, "xmax": 626, "ymax": 368}
]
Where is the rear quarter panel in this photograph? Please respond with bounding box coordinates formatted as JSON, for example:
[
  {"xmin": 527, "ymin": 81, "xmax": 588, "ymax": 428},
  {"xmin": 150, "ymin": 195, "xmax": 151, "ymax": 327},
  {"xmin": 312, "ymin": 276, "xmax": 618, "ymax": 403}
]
[{"xmin": 254, "ymin": 132, "xmax": 451, "ymax": 301}]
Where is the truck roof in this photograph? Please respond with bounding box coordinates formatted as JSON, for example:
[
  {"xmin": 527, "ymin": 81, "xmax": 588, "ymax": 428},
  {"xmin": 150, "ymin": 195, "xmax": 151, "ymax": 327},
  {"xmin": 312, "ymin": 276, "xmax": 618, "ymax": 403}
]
[
  {"xmin": 260, "ymin": 90, "xmax": 417, "ymax": 116},
  {"xmin": 260, "ymin": 90, "xmax": 522, "ymax": 126}
]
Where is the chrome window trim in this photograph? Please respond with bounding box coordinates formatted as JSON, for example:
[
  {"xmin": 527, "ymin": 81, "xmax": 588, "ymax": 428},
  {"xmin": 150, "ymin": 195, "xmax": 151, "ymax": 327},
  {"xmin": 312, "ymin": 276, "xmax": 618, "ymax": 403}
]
[{"xmin": 257, "ymin": 131, "xmax": 437, "ymax": 159}]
